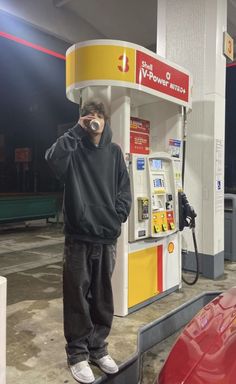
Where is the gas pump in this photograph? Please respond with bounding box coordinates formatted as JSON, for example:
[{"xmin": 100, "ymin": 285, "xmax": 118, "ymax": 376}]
[
  {"xmin": 129, "ymin": 153, "xmax": 177, "ymax": 240},
  {"xmin": 127, "ymin": 152, "xmax": 180, "ymax": 311},
  {"xmin": 66, "ymin": 39, "xmax": 193, "ymax": 316}
]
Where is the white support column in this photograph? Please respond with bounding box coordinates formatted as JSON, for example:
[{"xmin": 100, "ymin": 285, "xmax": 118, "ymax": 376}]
[
  {"xmin": 157, "ymin": 0, "xmax": 227, "ymax": 278},
  {"xmin": 111, "ymin": 93, "xmax": 131, "ymax": 316},
  {"xmin": 156, "ymin": 0, "xmax": 167, "ymax": 58},
  {"xmin": 0, "ymin": 277, "xmax": 7, "ymax": 384}
]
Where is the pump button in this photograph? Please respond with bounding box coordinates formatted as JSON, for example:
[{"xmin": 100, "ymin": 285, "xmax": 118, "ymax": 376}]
[
  {"xmin": 154, "ymin": 224, "xmax": 160, "ymax": 233},
  {"xmin": 162, "ymin": 224, "xmax": 167, "ymax": 231},
  {"xmin": 170, "ymin": 222, "xmax": 175, "ymax": 230}
]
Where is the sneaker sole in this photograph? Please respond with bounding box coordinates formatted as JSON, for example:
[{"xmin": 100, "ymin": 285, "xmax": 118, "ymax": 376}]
[
  {"xmin": 89, "ymin": 360, "xmax": 119, "ymax": 375},
  {"xmin": 69, "ymin": 365, "xmax": 95, "ymax": 383}
]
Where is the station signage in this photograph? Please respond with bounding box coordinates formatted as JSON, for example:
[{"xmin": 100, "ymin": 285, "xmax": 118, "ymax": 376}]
[
  {"xmin": 136, "ymin": 51, "xmax": 189, "ymax": 102},
  {"xmin": 130, "ymin": 117, "xmax": 150, "ymax": 155},
  {"xmin": 66, "ymin": 40, "xmax": 192, "ymax": 107}
]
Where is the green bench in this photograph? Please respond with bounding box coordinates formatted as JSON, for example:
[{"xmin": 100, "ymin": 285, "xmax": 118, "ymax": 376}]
[{"xmin": 0, "ymin": 194, "xmax": 61, "ymax": 224}]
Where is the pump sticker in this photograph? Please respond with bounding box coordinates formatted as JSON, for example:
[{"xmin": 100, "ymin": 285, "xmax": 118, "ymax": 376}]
[
  {"xmin": 169, "ymin": 139, "xmax": 181, "ymax": 158},
  {"xmin": 130, "ymin": 117, "xmax": 150, "ymax": 154},
  {"xmin": 136, "ymin": 158, "xmax": 145, "ymax": 170}
]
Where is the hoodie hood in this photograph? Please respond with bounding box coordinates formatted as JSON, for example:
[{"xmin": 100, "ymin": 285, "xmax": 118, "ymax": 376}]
[
  {"xmin": 81, "ymin": 121, "xmax": 112, "ymax": 149},
  {"xmin": 99, "ymin": 121, "xmax": 112, "ymax": 147}
]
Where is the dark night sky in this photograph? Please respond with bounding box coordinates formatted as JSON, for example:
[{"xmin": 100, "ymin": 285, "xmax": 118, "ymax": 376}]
[{"xmin": 0, "ymin": 36, "xmax": 78, "ymax": 192}]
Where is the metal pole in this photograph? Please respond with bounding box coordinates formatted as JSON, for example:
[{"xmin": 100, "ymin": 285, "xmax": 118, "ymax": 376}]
[{"xmin": 181, "ymin": 106, "xmax": 187, "ymax": 188}]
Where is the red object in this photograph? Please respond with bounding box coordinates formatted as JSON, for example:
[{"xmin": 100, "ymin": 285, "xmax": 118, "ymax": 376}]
[
  {"xmin": 15, "ymin": 148, "xmax": 32, "ymax": 162},
  {"xmin": 130, "ymin": 117, "xmax": 150, "ymax": 154},
  {"xmin": 0, "ymin": 31, "xmax": 65, "ymax": 60},
  {"xmin": 156, "ymin": 287, "xmax": 236, "ymax": 384},
  {"xmin": 130, "ymin": 131, "xmax": 149, "ymax": 154},
  {"xmin": 166, "ymin": 211, "xmax": 175, "ymax": 230},
  {"xmin": 157, "ymin": 245, "xmax": 163, "ymax": 294},
  {"xmin": 130, "ymin": 117, "xmax": 150, "ymax": 134},
  {"xmin": 227, "ymin": 62, "xmax": 236, "ymax": 68},
  {"xmin": 136, "ymin": 50, "xmax": 189, "ymax": 103}
]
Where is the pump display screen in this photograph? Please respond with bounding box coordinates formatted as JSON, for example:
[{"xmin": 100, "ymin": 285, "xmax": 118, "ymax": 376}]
[
  {"xmin": 153, "ymin": 178, "xmax": 164, "ymax": 188},
  {"xmin": 150, "ymin": 159, "xmax": 162, "ymax": 170}
]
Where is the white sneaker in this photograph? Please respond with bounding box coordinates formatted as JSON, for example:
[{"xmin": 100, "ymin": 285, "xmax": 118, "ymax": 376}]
[
  {"xmin": 91, "ymin": 355, "xmax": 119, "ymax": 374},
  {"xmin": 69, "ymin": 360, "xmax": 95, "ymax": 383}
]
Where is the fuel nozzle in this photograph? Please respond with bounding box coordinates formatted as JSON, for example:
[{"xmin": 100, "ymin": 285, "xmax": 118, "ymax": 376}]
[{"xmin": 178, "ymin": 192, "xmax": 197, "ymax": 231}]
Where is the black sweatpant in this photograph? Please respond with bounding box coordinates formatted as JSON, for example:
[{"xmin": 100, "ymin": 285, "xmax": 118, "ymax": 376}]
[{"xmin": 63, "ymin": 236, "xmax": 117, "ymax": 365}]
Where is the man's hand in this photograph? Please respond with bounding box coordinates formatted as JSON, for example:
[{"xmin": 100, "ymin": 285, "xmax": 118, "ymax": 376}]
[{"xmin": 78, "ymin": 115, "xmax": 95, "ymax": 130}]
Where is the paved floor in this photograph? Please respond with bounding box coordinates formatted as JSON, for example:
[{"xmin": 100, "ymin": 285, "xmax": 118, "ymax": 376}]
[{"xmin": 1, "ymin": 221, "xmax": 236, "ymax": 384}]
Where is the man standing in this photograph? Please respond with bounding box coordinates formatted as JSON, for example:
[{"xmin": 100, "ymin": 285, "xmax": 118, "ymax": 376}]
[{"xmin": 45, "ymin": 100, "xmax": 132, "ymax": 383}]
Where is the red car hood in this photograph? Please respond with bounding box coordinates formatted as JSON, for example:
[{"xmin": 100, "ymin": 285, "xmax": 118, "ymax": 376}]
[{"xmin": 158, "ymin": 287, "xmax": 236, "ymax": 384}]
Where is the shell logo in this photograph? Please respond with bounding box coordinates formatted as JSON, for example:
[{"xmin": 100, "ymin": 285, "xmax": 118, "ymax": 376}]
[{"xmin": 168, "ymin": 242, "xmax": 174, "ymax": 254}]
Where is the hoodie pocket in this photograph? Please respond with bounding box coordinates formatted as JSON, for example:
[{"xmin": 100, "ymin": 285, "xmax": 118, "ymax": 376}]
[{"xmin": 79, "ymin": 204, "xmax": 121, "ymax": 239}]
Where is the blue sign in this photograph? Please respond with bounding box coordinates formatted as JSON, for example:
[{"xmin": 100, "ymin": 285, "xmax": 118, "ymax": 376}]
[{"xmin": 137, "ymin": 158, "xmax": 145, "ymax": 170}]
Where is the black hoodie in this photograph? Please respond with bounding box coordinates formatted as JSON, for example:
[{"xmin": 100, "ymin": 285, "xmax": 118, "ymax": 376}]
[{"xmin": 45, "ymin": 122, "xmax": 132, "ymax": 244}]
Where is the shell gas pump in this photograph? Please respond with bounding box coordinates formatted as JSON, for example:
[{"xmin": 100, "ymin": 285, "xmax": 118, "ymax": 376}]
[
  {"xmin": 129, "ymin": 153, "xmax": 177, "ymax": 241},
  {"xmin": 66, "ymin": 39, "xmax": 193, "ymax": 316},
  {"xmin": 128, "ymin": 152, "xmax": 180, "ymax": 311}
]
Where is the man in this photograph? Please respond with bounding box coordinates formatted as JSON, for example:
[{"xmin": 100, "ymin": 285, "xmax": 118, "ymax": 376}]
[{"xmin": 45, "ymin": 100, "xmax": 132, "ymax": 383}]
